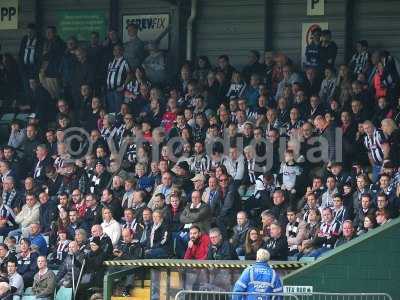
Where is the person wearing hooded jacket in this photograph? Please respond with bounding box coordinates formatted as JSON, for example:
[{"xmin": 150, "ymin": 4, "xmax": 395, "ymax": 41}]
[{"xmin": 77, "ymin": 236, "xmax": 105, "ymax": 299}]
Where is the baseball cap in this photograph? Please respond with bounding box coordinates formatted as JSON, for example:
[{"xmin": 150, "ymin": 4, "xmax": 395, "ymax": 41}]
[{"xmin": 191, "ymin": 174, "xmax": 206, "ymax": 182}]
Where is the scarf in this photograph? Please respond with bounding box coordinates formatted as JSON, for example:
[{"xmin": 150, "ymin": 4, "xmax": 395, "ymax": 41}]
[{"xmin": 2, "ymin": 189, "xmax": 16, "ymax": 208}]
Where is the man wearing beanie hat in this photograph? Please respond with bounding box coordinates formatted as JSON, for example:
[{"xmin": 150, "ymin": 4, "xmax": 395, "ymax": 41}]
[
  {"xmin": 76, "ymin": 236, "xmax": 105, "ymax": 299},
  {"xmin": 172, "ymin": 161, "xmax": 193, "ymax": 196}
]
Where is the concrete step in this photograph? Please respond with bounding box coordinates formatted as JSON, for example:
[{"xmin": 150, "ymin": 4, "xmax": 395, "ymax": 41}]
[
  {"xmin": 112, "ymin": 287, "xmax": 150, "ymax": 300},
  {"xmin": 131, "ymin": 287, "xmax": 150, "ymax": 299},
  {"xmin": 133, "ymin": 279, "xmax": 151, "ymax": 287}
]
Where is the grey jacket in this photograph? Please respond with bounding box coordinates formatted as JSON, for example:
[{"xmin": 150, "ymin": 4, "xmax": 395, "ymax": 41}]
[
  {"xmin": 180, "ymin": 202, "xmax": 212, "ymax": 233},
  {"xmin": 230, "ymin": 221, "xmax": 251, "ymax": 248},
  {"xmin": 124, "ymin": 36, "xmax": 145, "ymax": 69},
  {"xmin": 32, "ymin": 269, "xmax": 56, "ymax": 298}
]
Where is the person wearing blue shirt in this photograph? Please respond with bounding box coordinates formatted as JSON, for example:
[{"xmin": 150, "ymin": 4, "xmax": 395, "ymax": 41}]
[
  {"xmin": 28, "ymin": 223, "xmax": 48, "ymax": 256},
  {"xmin": 241, "ymin": 74, "xmax": 261, "ymax": 107},
  {"xmin": 233, "ymin": 248, "xmax": 283, "ymax": 300}
]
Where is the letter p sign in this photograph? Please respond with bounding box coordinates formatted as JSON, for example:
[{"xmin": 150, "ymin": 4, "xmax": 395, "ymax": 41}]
[
  {"xmin": 0, "ymin": 1, "xmax": 18, "ymax": 30},
  {"xmin": 307, "ymin": 0, "xmax": 324, "ymax": 16},
  {"xmin": 311, "ymin": 0, "xmax": 319, "ymax": 9},
  {"xmin": 1, "ymin": 7, "xmax": 16, "ymax": 21}
]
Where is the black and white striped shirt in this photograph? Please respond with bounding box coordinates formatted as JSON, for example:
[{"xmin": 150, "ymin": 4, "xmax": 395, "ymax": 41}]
[
  {"xmin": 24, "ymin": 37, "xmax": 37, "ymax": 65},
  {"xmin": 101, "ymin": 126, "xmax": 117, "ymax": 141},
  {"xmin": 319, "ymin": 220, "xmax": 341, "ymax": 248},
  {"xmin": 107, "ymin": 57, "xmax": 130, "ymax": 90},
  {"xmin": 246, "ymin": 159, "xmax": 257, "ymax": 184},
  {"xmin": 244, "ymin": 108, "xmax": 257, "ymax": 123},
  {"xmin": 189, "ymin": 154, "xmax": 211, "ymax": 174},
  {"xmin": 364, "ymin": 129, "xmax": 385, "ymax": 165},
  {"xmin": 350, "ymin": 51, "xmax": 369, "ymax": 75}
]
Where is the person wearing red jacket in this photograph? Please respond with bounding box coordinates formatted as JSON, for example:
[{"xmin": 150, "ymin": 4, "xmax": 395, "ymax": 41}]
[{"xmin": 184, "ymin": 225, "xmax": 210, "ymax": 260}]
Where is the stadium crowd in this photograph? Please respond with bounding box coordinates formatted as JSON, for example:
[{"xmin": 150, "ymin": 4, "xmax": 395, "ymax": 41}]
[{"xmin": 0, "ymin": 21, "xmax": 399, "ymax": 298}]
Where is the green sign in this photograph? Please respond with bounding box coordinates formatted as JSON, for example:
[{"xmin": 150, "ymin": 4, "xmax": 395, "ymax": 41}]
[{"xmin": 57, "ymin": 11, "xmax": 107, "ymax": 41}]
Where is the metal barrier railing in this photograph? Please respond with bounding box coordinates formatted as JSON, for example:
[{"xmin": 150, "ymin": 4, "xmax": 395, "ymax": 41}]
[
  {"xmin": 175, "ymin": 290, "xmax": 298, "ymax": 300},
  {"xmin": 293, "ymin": 293, "xmax": 392, "ymax": 300},
  {"xmin": 175, "ymin": 291, "xmax": 393, "ymax": 300}
]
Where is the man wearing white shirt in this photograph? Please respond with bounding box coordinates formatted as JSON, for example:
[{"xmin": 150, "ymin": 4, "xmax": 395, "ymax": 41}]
[
  {"xmin": 321, "ymin": 176, "xmax": 339, "ymax": 209},
  {"xmin": 7, "ymin": 259, "xmax": 24, "ymax": 298},
  {"xmin": 224, "ymin": 146, "xmax": 245, "ymax": 188},
  {"xmin": 101, "ymin": 208, "xmax": 121, "ymax": 246}
]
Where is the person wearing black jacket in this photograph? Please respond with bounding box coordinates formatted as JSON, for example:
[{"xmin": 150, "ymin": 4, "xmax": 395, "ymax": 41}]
[
  {"xmin": 100, "ymin": 188, "xmax": 123, "ymax": 222},
  {"xmin": 82, "ymin": 194, "xmax": 102, "ymax": 231},
  {"xmin": 207, "ymin": 228, "xmax": 238, "ymax": 260},
  {"xmin": 89, "ymin": 160, "xmax": 111, "ymax": 197},
  {"xmin": 137, "ymin": 208, "xmax": 153, "ymax": 247},
  {"xmin": 32, "ymin": 144, "xmax": 54, "ymax": 186},
  {"xmin": 42, "ymin": 165, "xmax": 62, "ymax": 198},
  {"xmin": 18, "ymin": 23, "xmax": 42, "ymax": 95},
  {"xmin": 87, "ymin": 32, "xmax": 105, "ymax": 93},
  {"xmin": 353, "ymin": 194, "xmax": 376, "ymax": 231},
  {"xmin": 22, "ymin": 125, "xmax": 41, "ymax": 175},
  {"xmin": 143, "ymin": 210, "xmax": 170, "ymax": 259},
  {"xmin": 242, "ymin": 50, "xmax": 265, "ymax": 83},
  {"xmin": 340, "ymin": 111, "xmax": 358, "ymax": 169},
  {"xmin": 56, "ymin": 241, "xmax": 85, "ymax": 288},
  {"xmin": 77, "ymin": 237, "xmax": 105, "ymax": 300},
  {"xmin": 164, "ymin": 194, "xmax": 184, "ymax": 233},
  {"xmin": 270, "ymin": 190, "xmax": 289, "ymax": 227},
  {"xmin": 0, "ymin": 282, "xmax": 12, "ymax": 300},
  {"xmin": 16, "ymin": 238, "xmax": 38, "ymax": 287},
  {"xmin": 263, "ymin": 222, "xmax": 288, "ymax": 261},
  {"xmin": 113, "ymin": 228, "xmax": 142, "ymax": 260},
  {"xmin": 70, "ymin": 48, "xmax": 95, "ymax": 110},
  {"xmin": 320, "ymin": 30, "xmax": 338, "ymax": 70},
  {"xmin": 41, "ymin": 26, "xmax": 65, "ymax": 99},
  {"xmin": 112, "ymin": 228, "xmax": 143, "ymax": 296},
  {"xmin": 89, "ymin": 225, "xmax": 113, "ymax": 260},
  {"xmin": 216, "ymin": 175, "xmax": 242, "ymax": 238},
  {"xmin": 38, "ymin": 192, "xmax": 57, "ymax": 234},
  {"xmin": 0, "ymin": 244, "xmax": 16, "ymax": 275}
]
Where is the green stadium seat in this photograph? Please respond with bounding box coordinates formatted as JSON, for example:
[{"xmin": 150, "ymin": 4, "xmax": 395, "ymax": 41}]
[
  {"xmin": 23, "ymin": 287, "xmax": 33, "ymax": 295},
  {"xmin": 299, "ymin": 256, "xmax": 316, "ymax": 262},
  {"xmin": 15, "ymin": 113, "xmax": 29, "ymax": 124},
  {"xmin": 0, "ymin": 113, "xmax": 15, "ymax": 123},
  {"xmin": 55, "ymin": 286, "xmax": 73, "ymax": 300},
  {"xmin": 0, "ymin": 113, "xmax": 15, "ymax": 143}
]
